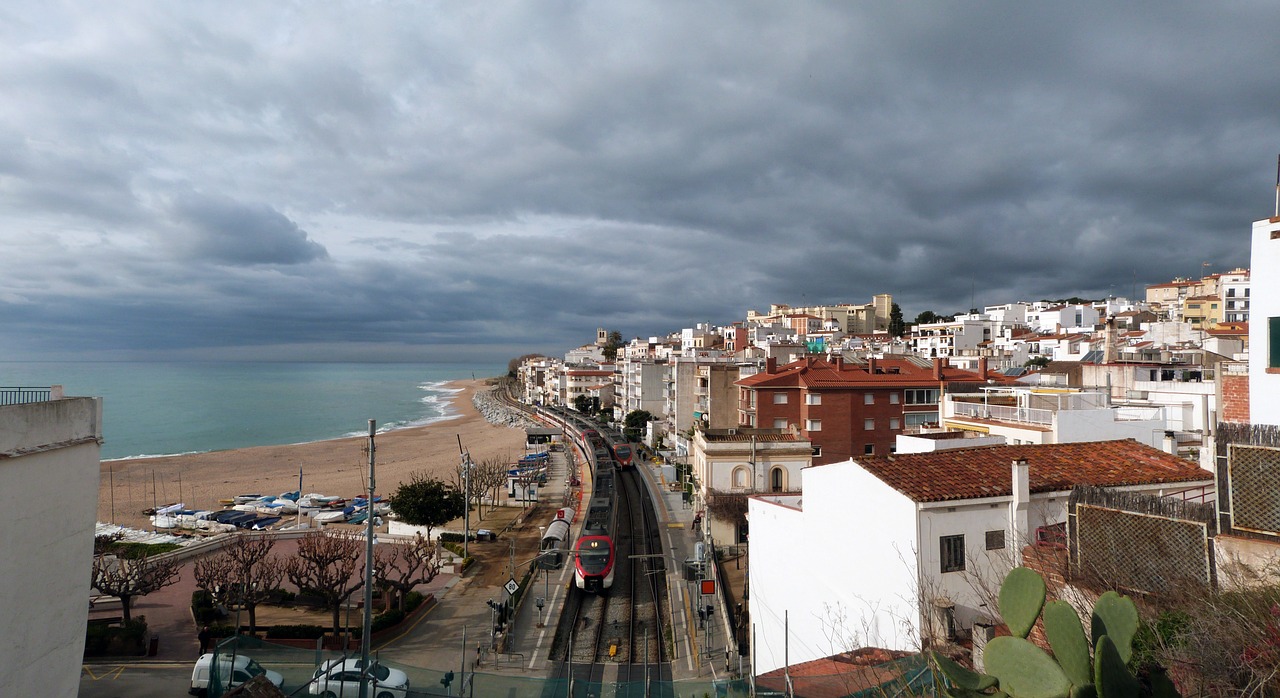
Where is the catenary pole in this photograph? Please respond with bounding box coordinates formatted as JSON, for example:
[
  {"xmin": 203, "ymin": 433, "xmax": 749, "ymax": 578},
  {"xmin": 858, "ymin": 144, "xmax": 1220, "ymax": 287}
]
[{"xmin": 359, "ymin": 420, "xmax": 376, "ymax": 698}]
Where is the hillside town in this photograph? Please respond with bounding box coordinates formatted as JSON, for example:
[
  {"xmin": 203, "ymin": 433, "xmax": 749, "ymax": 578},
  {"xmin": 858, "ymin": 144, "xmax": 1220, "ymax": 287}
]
[{"xmin": 508, "ymin": 216, "xmax": 1280, "ymax": 691}]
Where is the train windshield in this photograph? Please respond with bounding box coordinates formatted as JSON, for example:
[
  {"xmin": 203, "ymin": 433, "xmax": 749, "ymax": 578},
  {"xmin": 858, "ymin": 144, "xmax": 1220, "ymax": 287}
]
[
  {"xmin": 578, "ymin": 539, "xmax": 611, "ymax": 573},
  {"xmin": 614, "ymin": 445, "xmax": 631, "ymax": 458}
]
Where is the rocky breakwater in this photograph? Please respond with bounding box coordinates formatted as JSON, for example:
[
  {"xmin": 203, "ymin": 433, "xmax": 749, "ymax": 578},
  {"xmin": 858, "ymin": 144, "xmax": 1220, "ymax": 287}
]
[{"xmin": 473, "ymin": 387, "xmax": 538, "ymax": 428}]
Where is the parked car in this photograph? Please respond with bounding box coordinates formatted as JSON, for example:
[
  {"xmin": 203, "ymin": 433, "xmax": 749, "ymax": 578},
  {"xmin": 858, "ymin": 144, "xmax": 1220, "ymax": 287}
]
[
  {"xmin": 189, "ymin": 652, "xmax": 284, "ymax": 696},
  {"xmin": 309, "ymin": 657, "xmax": 410, "ymax": 698}
]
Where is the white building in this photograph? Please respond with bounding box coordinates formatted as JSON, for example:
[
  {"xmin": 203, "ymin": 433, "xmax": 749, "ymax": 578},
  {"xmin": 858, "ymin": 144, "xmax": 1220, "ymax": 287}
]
[
  {"xmin": 690, "ymin": 429, "xmax": 812, "ymax": 545},
  {"xmin": 747, "ymin": 440, "xmax": 1213, "ymax": 674},
  {"xmin": 1219, "ymin": 268, "xmax": 1251, "ymax": 324},
  {"xmin": 0, "ymin": 387, "xmax": 103, "ymax": 698},
  {"xmin": 1250, "ymin": 215, "xmax": 1280, "ymax": 425},
  {"xmin": 940, "ymin": 386, "xmax": 1172, "ymax": 449}
]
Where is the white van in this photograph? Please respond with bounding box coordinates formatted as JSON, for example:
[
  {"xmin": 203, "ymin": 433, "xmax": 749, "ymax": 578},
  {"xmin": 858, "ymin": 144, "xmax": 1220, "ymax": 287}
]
[{"xmin": 189, "ymin": 652, "xmax": 284, "ymax": 696}]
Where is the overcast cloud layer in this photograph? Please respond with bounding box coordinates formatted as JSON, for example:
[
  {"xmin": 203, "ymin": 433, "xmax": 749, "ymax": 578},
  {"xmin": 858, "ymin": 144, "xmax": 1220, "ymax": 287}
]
[{"xmin": 2, "ymin": 2, "xmax": 1277, "ymax": 362}]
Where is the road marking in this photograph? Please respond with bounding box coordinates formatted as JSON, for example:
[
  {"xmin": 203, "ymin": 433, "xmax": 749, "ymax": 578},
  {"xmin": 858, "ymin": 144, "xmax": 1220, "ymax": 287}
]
[{"xmin": 82, "ymin": 665, "xmax": 126, "ymax": 680}]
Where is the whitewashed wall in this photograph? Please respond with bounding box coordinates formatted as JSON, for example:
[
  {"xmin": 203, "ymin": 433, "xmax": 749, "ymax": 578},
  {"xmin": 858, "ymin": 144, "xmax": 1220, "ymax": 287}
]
[
  {"xmin": 0, "ymin": 397, "xmax": 102, "ymax": 698},
  {"xmin": 748, "ymin": 460, "xmax": 919, "ymax": 675},
  {"xmin": 1250, "ymin": 216, "xmax": 1280, "ymax": 426}
]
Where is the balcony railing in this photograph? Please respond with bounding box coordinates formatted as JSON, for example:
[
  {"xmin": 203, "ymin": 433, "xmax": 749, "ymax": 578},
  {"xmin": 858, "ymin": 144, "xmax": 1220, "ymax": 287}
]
[
  {"xmin": 0, "ymin": 387, "xmax": 54, "ymax": 406},
  {"xmin": 952, "ymin": 401, "xmax": 1053, "ymax": 426}
]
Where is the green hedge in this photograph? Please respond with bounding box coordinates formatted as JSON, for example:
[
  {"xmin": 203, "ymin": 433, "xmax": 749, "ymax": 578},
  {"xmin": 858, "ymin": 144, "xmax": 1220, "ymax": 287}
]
[
  {"xmin": 84, "ymin": 616, "xmax": 148, "ymax": 657},
  {"xmin": 108, "ymin": 541, "xmax": 183, "ymax": 559},
  {"xmin": 266, "ymin": 624, "xmax": 328, "ymax": 639}
]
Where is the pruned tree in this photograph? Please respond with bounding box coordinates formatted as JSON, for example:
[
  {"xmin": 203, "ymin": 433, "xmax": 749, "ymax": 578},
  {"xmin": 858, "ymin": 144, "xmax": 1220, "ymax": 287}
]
[
  {"xmin": 284, "ymin": 531, "xmax": 365, "ymax": 637},
  {"xmin": 91, "ymin": 552, "xmax": 182, "ymax": 622},
  {"xmin": 473, "ymin": 455, "xmax": 511, "ymax": 518},
  {"xmin": 391, "ymin": 471, "xmax": 466, "ymax": 539},
  {"xmin": 192, "ymin": 534, "xmax": 285, "ymax": 634},
  {"xmin": 373, "ymin": 534, "xmax": 442, "ymax": 612}
]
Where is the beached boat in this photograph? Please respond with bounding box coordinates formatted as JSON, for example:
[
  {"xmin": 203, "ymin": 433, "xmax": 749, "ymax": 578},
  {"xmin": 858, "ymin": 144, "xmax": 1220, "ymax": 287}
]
[
  {"xmin": 233, "ymin": 494, "xmax": 264, "ymax": 504},
  {"xmin": 313, "ymin": 510, "xmax": 347, "ymax": 524}
]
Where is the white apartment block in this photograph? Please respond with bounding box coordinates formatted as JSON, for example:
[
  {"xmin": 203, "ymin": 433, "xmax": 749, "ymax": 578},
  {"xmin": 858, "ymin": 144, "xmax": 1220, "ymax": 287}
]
[
  {"xmin": 911, "ymin": 318, "xmax": 989, "ymax": 358},
  {"xmin": 1219, "ymin": 268, "xmax": 1251, "ymax": 324}
]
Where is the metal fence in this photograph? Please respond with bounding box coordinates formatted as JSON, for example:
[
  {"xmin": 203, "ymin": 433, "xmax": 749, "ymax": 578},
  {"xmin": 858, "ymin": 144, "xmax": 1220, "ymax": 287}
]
[{"xmin": 0, "ymin": 386, "xmax": 52, "ymax": 406}]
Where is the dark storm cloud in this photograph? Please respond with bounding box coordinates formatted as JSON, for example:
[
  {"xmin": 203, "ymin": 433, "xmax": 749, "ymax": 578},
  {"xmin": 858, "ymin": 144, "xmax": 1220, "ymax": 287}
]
[
  {"xmin": 1, "ymin": 2, "xmax": 1278, "ymax": 360},
  {"xmin": 166, "ymin": 193, "xmax": 328, "ymax": 266}
]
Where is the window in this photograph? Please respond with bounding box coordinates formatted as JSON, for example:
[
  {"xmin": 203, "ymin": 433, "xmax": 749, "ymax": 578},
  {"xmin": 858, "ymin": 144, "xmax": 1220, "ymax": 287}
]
[
  {"xmin": 864, "ymin": 418, "xmax": 875, "ymax": 430},
  {"xmin": 906, "ymin": 389, "xmax": 939, "ymax": 405},
  {"xmin": 889, "ymin": 418, "xmax": 900, "ymax": 430},
  {"xmin": 940, "ymin": 535, "xmax": 965, "ymax": 573},
  {"xmin": 733, "ymin": 467, "xmax": 748, "ymax": 488},
  {"xmin": 773, "ymin": 419, "xmax": 788, "ymax": 429},
  {"xmin": 890, "ymin": 393, "xmax": 900, "ymax": 405},
  {"xmin": 773, "ymin": 393, "xmax": 788, "ymax": 404},
  {"xmin": 985, "ymin": 530, "xmax": 1006, "ymax": 550},
  {"xmin": 807, "ymin": 393, "xmax": 822, "ymax": 405},
  {"xmin": 806, "ymin": 419, "xmax": 822, "ymax": 431},
  {"xmin": 863, "ymin": 444, "xmax": 874, "ymax": 455},
  {"xmin": 1271, "ymin": 317, "xmax": 1280, "ymax": 368},
  {"xmin": 864, "ymin": 393, "xmax": 874, "ymax": 405},
  {"xmin": 770, "ymin": 467, "xmax": 785, "ymax": 492}
]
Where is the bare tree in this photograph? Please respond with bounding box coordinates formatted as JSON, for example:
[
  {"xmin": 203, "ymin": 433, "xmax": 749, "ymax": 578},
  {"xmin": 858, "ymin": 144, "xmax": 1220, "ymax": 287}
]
[
  {"xmin": 373, "ymin": 534, "xmax": 442, "ymax": 611},
  {"xmin": 452, "ymin": 454, "xmax": 510, "ymax": 521},
  {"xmin": 284, "ymin": 531, "xmax": 364, "ymax": 637},
  {"xmin": 91, "ymin": 553, "xmax": 182, "ymax": 623},
  {"xmin": 192, "ymin": 535, "xmax": 285, "ymax": 634},
  {"xmin": 475, "ymin": 454, "xmax": 511, "ymax": 516}
]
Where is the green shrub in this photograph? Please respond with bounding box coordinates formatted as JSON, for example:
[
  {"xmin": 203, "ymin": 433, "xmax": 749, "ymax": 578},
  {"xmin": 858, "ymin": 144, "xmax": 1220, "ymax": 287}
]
[
  {"xmin": 403, "ymin": 591, "xmax": 425, "ymax": 613},
  {"xmin": 109, "ymin": 541, "xmax": 183, "ymax": 559},
  {"xmin": 265, "ymin": 624, "xmax": 328, "ymax": 639},
  {"xmin": 83, "ymin": 616, "xmax": 149, "ymax": 657}
]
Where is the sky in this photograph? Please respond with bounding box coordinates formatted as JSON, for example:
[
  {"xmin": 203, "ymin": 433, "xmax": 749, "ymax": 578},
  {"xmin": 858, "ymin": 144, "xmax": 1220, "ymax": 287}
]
[{"xmin": 2, "ymin": 2, "xmax": 1278, "ymax": 363}]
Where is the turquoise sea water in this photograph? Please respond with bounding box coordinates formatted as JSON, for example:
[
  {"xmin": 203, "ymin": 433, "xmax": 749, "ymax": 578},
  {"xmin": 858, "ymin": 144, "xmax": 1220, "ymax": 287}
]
[{"xmin": 0, "ymin": 362, "xmax": 506, "ymax": 460}]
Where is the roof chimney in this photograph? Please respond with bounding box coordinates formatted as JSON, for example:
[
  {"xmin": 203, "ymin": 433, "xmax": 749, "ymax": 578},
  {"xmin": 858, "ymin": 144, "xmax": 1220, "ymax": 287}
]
[
  {"xmin": 978, "ymin": 357, "xmax": 988, "ymax": 378},
  {"xmin": 866, "ymin": 356, "xmax": 876, "ymax": 374},
  {"xmin": 932, "ymin": 357, "xmax": 944, "ymax": 380},
  {"xmin": 1103, "ymin": 318, "xmax": 1117, "ymax": 364},
  {"xmin": 833, "ymin": 354, "xmax": 844, "ymax": 370},
  {"xmin": 766, "ymin": 357, "xmax": 777, "ymax": 374},
  {"xmin": 1010, "ymin": 458, "xmax": 1030, "ymax": 566}
]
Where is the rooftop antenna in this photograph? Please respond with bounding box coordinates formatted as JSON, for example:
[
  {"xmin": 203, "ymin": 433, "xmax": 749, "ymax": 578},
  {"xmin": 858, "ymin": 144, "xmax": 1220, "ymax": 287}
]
[{"xmin": 1275, "ymin": 154, "xmax": 1279, "ymax": 217}]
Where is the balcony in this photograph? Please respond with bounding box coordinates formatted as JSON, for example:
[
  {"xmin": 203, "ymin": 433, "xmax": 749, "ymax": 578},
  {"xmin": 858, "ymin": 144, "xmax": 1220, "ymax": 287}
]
[{"xmin": 952, "ymin": 401, "xmax": 1053, "ymax": 426}]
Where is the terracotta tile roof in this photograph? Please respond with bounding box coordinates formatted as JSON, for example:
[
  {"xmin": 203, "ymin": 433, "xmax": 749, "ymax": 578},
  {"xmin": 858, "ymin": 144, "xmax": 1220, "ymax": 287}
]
[
  {"xmin": 755, "ymin": 649, "xmax": 921, "ymax": 698},
  {"xmin": 850, "ymin": 440, "xmax": 1212, "ymax": 503}
]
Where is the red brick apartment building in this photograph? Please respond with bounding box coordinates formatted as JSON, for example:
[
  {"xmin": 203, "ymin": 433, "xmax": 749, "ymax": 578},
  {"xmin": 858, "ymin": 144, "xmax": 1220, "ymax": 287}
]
[{"xmin": 736, "ymin": 355, "xmax": 990, "ymax": 463}]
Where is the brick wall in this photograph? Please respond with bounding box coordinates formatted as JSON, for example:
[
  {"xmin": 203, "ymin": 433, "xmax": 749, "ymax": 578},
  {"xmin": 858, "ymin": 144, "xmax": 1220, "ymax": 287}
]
[{"xmin": 1221, "ymin": 373, "xmax": 1250, "ymax": 424}]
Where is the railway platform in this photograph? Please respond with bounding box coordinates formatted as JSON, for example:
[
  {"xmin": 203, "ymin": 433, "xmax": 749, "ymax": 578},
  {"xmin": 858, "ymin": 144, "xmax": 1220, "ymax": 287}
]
[{"xmin": 379, "ymin": 433, "xmax": 747, "ymax": 694}]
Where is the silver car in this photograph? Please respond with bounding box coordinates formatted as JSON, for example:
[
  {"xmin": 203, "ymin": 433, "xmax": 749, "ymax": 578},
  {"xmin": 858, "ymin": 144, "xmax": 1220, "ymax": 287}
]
[{"xmin": 309, "ymin": 657, "xmax": 410, "ymax": 698}]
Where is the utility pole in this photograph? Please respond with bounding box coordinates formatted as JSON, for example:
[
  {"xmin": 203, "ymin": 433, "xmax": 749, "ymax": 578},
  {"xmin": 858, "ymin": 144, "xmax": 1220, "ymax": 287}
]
[
  {"xmin": 359, "ymin": 420, "xmax": 376, "ymax": 698},
  {"xmin": 458, "ymin": 435, "xmax": 472, "ymax": 562}
]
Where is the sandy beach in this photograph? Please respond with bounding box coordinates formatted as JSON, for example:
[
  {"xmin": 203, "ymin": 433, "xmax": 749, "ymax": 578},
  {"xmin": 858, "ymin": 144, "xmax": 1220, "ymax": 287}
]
[{"xmin": 97, "ymin": 379, "xmax": 528, "ymax": 530}]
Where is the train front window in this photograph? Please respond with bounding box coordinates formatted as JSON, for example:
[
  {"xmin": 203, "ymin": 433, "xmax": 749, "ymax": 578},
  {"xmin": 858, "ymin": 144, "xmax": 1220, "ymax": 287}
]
[{"xmin": 578, "ymin": 540, "xmax": 611, "ymax": 572}]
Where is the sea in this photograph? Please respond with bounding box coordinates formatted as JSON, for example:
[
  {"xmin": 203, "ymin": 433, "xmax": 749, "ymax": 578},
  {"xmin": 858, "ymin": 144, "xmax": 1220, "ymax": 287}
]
[{"xmin": 0, "ymin": 361, "xmax": 507, "ymax": 461}]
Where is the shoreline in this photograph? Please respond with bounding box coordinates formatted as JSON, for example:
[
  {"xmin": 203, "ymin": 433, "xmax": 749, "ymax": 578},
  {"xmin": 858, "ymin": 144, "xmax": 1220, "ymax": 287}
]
[{"xmin": 97, "ymin": 379, "xmax": 529, "ymax": 531}]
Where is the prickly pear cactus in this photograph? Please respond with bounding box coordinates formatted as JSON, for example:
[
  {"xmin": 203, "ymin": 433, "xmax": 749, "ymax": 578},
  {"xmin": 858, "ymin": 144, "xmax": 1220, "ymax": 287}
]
[
  {"xmin": 999, "ymin": 567, "xmax": 1047, "ymax": 639},
  {"xmin": 929, "ymin": 568, "xmax": 1181, "ymax": 698}
]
